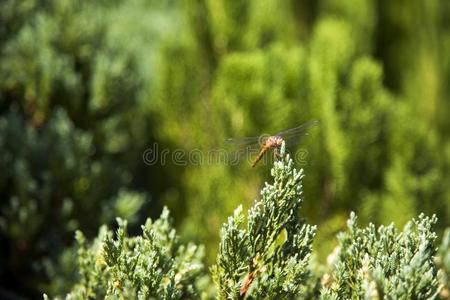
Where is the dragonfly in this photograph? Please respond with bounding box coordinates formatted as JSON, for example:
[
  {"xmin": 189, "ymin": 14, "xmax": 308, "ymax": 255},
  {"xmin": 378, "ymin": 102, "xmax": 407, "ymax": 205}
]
[{"xmin": 226, "ymin": 120, "xmax": 319, "ymax": 167}]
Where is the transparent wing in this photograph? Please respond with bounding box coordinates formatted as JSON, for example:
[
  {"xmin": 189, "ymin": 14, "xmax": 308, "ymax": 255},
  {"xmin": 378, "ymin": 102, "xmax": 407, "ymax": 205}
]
[
  {"xmin": 276, "ymin": 120, "xmax": 319, "ymax": 138},
  {"xmin": 225, "ymin": 135, "xmax": 263, "ymax": 148},
  {"xmin": 225, "ymin": 120, "xmax": 319, "ymax": 148},
  {"xmin": 275, "ymin": 120, "xmax": 319, "ymax": 146}
]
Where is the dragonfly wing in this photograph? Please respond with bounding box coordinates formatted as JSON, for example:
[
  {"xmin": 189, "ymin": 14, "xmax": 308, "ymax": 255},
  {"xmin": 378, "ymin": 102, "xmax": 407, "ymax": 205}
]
[
  {"xmin": 276, "ymin": 119, "xmax": 319, "ymax": 137},
  {"xmin": 225, "ymin": 135, "xmax": 265, "ymax": 148},
  {"xmin": 225, "ymin": 120, "xmax": 319, "ymax": 151},
  {"xmin": 276, "ymin": 120, "xmax": 319, "ymax": 146}
]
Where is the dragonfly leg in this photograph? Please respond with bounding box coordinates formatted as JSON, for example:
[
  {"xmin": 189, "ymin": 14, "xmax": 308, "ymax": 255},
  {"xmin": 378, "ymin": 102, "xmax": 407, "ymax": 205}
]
[{"xmin": 273, "ymin": 147, "xmax": 281, "ymax": 161}]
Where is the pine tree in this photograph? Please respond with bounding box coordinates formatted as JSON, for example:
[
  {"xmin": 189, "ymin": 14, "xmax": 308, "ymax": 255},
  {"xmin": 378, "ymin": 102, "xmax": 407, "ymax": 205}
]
[
  {"xmin": 2, "ymin": 1, "xmax": 450, "ymax": 297},
  {"xmin": 320, "ymin": 213, "xmax": 440, "ymax": 299},
  {"xmin": 211, "ymin": 143, "xmax": 316, "ymax": 299},
  {"xmin": 45, "ymin": 208, "xmax": 206, "ymax": 300},
  {"xmin": 50, "ymin": 143, "xmax": 450, "ymax": 299}
]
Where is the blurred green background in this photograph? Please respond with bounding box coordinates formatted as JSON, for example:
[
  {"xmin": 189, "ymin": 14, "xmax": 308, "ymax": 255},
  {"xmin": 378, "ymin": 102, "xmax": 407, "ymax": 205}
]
[{"xmin": 1, "ymin": 0, "xmax": 450, "ymax": 298}]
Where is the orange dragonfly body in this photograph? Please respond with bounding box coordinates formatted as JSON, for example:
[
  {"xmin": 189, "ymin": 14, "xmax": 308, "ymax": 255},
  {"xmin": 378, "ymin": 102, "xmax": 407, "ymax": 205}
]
[
  {"xmin": 251, "ymin": 135, "xmax": 284, "ymax": 167},
  {"xmin": 226, "ymin": 120, "xmax": 318, "ymax": 167}
]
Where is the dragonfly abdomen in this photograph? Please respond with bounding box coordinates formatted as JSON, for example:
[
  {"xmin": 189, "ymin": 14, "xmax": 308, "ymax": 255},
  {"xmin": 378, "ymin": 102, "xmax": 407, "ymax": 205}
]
[{"xmin": 252, "ymin": 146, "xmax": 270, "ymax": 168}]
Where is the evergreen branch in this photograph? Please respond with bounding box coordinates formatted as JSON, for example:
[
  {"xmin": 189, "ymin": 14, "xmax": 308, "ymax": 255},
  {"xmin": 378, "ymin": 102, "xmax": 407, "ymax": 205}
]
[{"xmin": 212, "ymin": 142, "xmax": 316, "ymax": 299}]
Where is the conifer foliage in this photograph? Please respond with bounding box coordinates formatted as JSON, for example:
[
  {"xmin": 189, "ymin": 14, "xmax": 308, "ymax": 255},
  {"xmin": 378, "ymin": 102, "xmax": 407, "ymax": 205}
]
[
  {"xmin": 49, "ymin": 143, "xmax": 450, "ymax": 299},
  {"xmin": 46, "ymin": 208, "xmax": 205, "ymax": 300},
  {"xmin": 2, "ymin": 1, "xmax": 450, "ymax": 297},
  {"xmin": 211, "ymin": 143, "xmax": 316, "ymax": 299},
  {"xmin": 320, "ymin": 213, "xmax": 440, "ymax": 299}
]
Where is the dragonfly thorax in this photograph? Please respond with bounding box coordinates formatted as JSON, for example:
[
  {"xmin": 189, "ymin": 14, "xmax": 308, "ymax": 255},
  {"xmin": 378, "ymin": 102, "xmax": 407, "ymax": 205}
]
[{"xmin": 265, "ymin": 136, "xmax": 284, "ymax": 148}]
